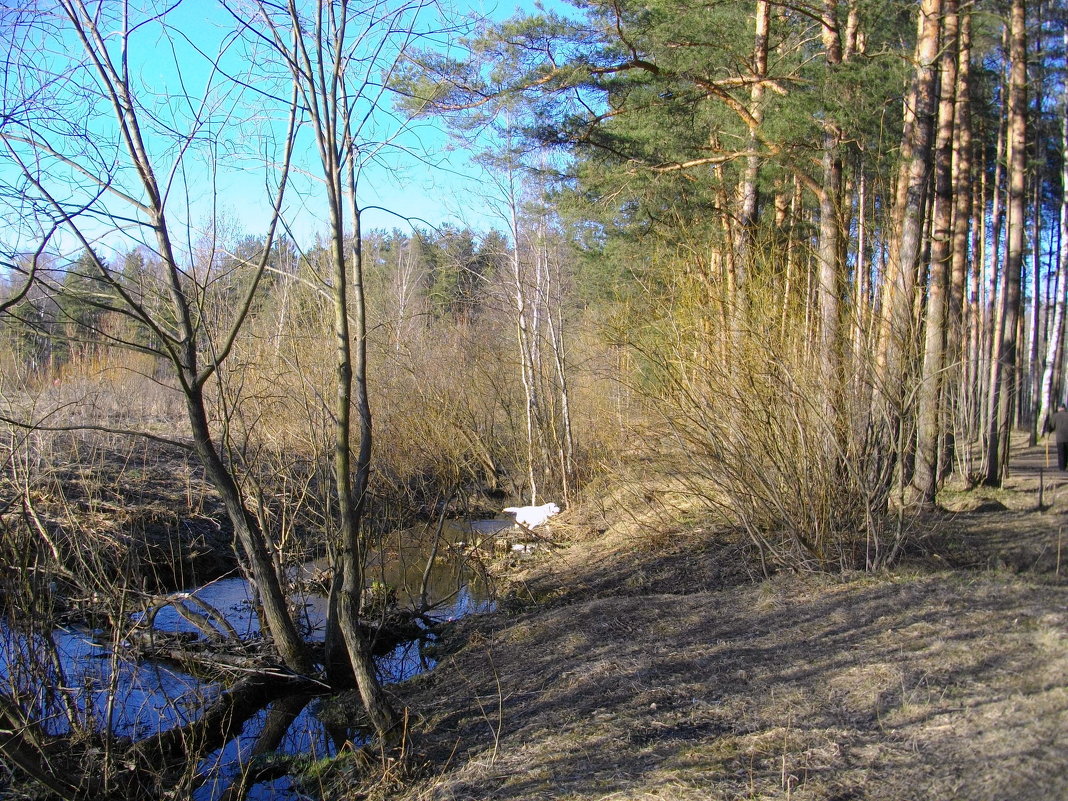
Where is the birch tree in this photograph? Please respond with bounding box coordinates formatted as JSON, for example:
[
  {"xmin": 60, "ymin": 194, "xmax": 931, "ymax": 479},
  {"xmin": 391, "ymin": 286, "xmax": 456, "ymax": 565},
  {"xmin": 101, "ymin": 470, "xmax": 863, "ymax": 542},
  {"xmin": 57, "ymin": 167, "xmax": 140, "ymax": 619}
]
[{"xmin": 1037, "ymin": 21, "xmax": 1068, "ymax": 432}]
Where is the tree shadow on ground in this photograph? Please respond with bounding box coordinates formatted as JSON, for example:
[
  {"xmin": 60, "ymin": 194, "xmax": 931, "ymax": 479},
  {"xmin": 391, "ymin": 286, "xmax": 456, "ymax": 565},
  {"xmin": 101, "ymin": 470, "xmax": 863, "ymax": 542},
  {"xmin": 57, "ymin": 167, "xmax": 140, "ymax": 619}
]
[{"xmin": 399, "ymin": 570, "xmax": 1068, "ymax": 801}]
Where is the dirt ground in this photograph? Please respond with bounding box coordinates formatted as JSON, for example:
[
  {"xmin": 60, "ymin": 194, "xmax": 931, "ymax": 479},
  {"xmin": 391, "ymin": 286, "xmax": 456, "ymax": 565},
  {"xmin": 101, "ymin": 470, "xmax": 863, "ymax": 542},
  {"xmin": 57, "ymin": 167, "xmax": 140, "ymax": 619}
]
[{"xmin": 385, "ymin": 445, "xmax": 1068, "ymax": 801}]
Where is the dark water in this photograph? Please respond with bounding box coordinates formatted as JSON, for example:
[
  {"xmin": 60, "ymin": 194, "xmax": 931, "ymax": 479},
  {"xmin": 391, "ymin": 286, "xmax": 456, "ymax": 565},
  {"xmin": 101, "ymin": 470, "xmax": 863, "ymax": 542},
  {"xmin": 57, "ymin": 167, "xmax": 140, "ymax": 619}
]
[{"xmin": 1, "ymin": 519, "xmax": 508, "ymax": 800}]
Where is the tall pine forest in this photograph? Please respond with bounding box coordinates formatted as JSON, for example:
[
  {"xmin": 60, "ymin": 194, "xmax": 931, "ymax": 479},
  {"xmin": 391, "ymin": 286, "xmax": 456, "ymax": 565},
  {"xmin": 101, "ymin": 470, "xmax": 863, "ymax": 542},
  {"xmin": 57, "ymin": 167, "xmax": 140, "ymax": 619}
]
[{"xmin": 404, "ymin": 0, "xmax": 1068, "ymax": 569}]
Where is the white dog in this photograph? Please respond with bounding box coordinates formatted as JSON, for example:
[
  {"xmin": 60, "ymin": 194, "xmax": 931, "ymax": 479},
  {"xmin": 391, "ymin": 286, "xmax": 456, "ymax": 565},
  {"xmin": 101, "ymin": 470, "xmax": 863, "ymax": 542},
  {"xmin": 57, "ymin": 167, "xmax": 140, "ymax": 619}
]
[{"xmin": 503, "ymin": 502, "xmax": 560, "ymax": 528}]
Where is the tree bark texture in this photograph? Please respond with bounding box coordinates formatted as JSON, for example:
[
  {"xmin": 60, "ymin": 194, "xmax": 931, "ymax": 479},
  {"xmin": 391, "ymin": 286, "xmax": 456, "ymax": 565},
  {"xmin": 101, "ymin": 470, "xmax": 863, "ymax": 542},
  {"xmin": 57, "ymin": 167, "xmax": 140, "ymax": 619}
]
[
  {"xmin": 984, "ymin": 0, "xmax": 1028, "ymax": 486},
  {"xmin": 876, "ymin": 0, "xmax": 941, "ymax": 491},
  {"xmin": 914, "ymin": 0, "xmax": 959, "ymax": 503}
]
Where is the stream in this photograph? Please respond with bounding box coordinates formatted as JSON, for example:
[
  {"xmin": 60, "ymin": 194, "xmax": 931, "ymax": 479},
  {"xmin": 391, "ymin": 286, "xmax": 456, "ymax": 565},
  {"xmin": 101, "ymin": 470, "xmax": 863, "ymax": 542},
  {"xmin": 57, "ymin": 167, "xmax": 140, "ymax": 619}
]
[{"xmin": 0, "ymin": 519, "xmax": 514, "ymax": 800}]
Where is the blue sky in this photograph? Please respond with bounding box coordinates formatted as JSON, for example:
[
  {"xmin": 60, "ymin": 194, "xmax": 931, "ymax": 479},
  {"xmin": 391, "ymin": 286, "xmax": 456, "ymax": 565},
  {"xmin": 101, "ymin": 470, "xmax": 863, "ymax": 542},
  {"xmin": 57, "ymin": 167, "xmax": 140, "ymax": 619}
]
[
  {"xmin": 0, "ymin": 0, "xmax": 569, "ymax": 270},
  {"xmin": 152, "ymin": 0, "xmax": 529, "ymax": 247}
]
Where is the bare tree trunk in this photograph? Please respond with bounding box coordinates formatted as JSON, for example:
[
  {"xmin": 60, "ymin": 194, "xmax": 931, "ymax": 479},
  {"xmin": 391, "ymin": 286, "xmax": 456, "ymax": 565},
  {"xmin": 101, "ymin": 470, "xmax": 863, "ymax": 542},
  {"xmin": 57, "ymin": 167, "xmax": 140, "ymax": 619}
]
[
  {"xmin": 816, "ymin": 0, "xmax": 845, "ymax": 450},
  {"xmin": 781, "ymin": 176, "xmax": 802, "ymax": 337},
  {"xmin": 33, "ymin": 0, "xmax": 313, "ymax": 674},
  {"xmin": 985, "ymin": 0, "xmax": 1028, "ymax": 486},
  {"xmin": 245, "ymin": 0, "xmax": 406, "ymax": 741},
  {"xmin": 816, "ymin": 146, "xmax": 843, "ymax": 416},
  {"xmin": 391, "ymin": 237, "xmax": 420, "ymax": 353},
  {"xmin": 965, "ymin": 154, "xmax": 985, "ymax": 443},
  {"xmin": 914, "ymin": 0, "xmax": 959, "ymax": 504},
  {"xmin": 186, "ymin": 391, "xmax": 310, "ymax": 672},
  {"xmin": 1028, "ymin": 175, "xmax": 1044, "ymax": 443},
  {"xmin": 338, "ymin": 200, "xmax": 401, "ymax": 741},
  {"xmin": 877, "ymin": 0, "xmax": 939, "ymax": 384},
  {"xmin": 1037, "ymin": 23, "xmax": 1068, "ymax": 435},
  {"xmin": 944, "ymin": 6, "xmax": 972, "ymax": 474},
  {"xmin": 736, "ymin": 0, "xmax": 770, "ymax": 295},
  {"xmin": 512, "ymin": 219, "xmax": 540, "ymax": 504},
  {"xmin": 876, "ymin": 0, "xmax": 941, "ymax": 497},
  {"xmin": 541, "ymin": 229, "xmax": 576, "ymax": 504},
  {"xmin": 854, "ymin": 169, "xmax": 869, "ymax": 313},
  {"xmin": 1026, "ymin": 0, "xmax": 1047, "ymax": 444},
  {"xmin": 981, "ymin": 29, "xmax": 1010, "ymax": 448}
]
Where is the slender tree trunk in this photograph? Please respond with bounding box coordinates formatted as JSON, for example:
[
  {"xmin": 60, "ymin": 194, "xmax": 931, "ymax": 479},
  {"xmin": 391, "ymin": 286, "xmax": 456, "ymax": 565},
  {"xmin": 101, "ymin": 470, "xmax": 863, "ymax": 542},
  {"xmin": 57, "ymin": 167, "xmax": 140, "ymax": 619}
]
[
  {"xmin": 877, "ymin": 0, "xmax": 940, "ymax": 378},
  {"xmin": 965, "ymin": 151, "xmax": 984, "ymax": 443},
  {"xmin": 1038, "ymin": 25, "xmax": 1068, "ymax": 434},
  {"xmin": 985, "ymin": 0, "xmax": 1028, "ymax": 486},
  {"xmin": 513, "ymin": 211, "xmax": 540, "ymax": 504},
  {"xmin": 736, "ymin": 0, "xmax": 770, "ymax": 292},
  {"xmin": 943, "ymin": 6, "xmax": 972, "ymax": 475},
  {"xmin": 1028, "ymin": 174, "xmax": 1044, "ymax": 443},
  {"xmin": 817, "ymin": 0, "xmax": 845, "ymax": 448},
  {"xmin": 914, "ymin": 0, "xmax": 959, "ymax": 503},
  {"xmin": 853, "ymin": 168, "xmax": 872, "ymax": 369},
  {"xmin": 1027, "ymin": 0, "xmax": 1046, "ymax": 444},
  {"xmin": 781, "ymin": 176, "xmax": 802, "ymax": 337},
  {"xmin": 817, "ymin": 149, "xmax": 843, "ymax": 406},
  {"xmin": 43, "ymin": 0, "xmax": 311, "ymax": 676},
  {"xmin": 982, "ymin": 29, "xmax": 1010, "ymax": 448},
  {"xmin": 163, "ymin": 213, "xmax": 309, "ymax": 675},
  {"xmin": 856, "ymin": 171, "xmax": 868, "ymax": 309},
  {"xmin": 336, "ymin": 199, "xmax": 401, "ymax": 741},
  {"xmin": 256, "ymin": 0, "xmax": 403, "ymax": 742},
  {"xmin": 186, "ymin": 390, "xmax": 311, "ymax": 673},
  {"xmin": 546, "ymin": 282, "xmax": 575, "ymax": 504}
]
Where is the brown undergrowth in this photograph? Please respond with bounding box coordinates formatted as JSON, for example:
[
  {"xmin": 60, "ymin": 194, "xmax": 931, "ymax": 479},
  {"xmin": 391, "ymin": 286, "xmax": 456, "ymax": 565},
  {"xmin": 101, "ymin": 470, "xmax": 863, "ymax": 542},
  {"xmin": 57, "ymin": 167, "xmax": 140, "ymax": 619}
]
[
  {"xmin": 0, "ymin": 430, "xmax": 235, "ymax": 593},
  {"xmin": 384, "ymin": 444, "xmax": 1068, "ymax": 801}
]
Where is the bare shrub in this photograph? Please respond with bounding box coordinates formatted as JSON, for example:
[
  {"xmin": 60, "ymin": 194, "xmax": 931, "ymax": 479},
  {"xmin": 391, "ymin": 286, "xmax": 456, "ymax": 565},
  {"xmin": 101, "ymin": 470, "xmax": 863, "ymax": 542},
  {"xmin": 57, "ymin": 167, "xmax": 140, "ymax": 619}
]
[
  {"xmin": 374, "ymin": 321, "xmax": 518, "ymax": 504},
  {"xmin": 199, "ymin": 241, "xmax": 623, "ymax": 543},
  {"xmin": 52, "ymin": 349, "xmax": 184, "ymax": 427},
  {"xmin": 0, "ymin": 425, "xmax": 228, "ymax": 594},
  {"xmin": 619, "ymin": 278, "xmax": 894, "ymax": 573}
]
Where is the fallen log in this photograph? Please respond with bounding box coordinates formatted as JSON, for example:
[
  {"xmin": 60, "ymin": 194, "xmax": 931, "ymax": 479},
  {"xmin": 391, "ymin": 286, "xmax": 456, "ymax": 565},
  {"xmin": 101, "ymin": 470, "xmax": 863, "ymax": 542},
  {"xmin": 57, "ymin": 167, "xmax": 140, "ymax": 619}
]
[{"xmin": 120, "ymin": 627, "xmax": 270, "ymax": 678}]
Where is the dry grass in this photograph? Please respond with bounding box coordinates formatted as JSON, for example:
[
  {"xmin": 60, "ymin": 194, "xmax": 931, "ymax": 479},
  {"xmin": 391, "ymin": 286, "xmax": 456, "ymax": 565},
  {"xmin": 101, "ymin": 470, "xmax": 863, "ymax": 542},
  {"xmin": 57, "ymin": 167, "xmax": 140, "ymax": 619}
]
[
  {"xmin": 5, "ymin": 366, "xmax": 1067, "ymax": 801},
  {"xmin": 0, "ymin": 425, "xmax": 234, "ymax": 593},
  {"xmin": 392, "ymin": 576, "xmax": 1067, "ymax": 801},
  {"xmin": 381, "ymin": 444, "xmax": 1068, "ymax": 801}
]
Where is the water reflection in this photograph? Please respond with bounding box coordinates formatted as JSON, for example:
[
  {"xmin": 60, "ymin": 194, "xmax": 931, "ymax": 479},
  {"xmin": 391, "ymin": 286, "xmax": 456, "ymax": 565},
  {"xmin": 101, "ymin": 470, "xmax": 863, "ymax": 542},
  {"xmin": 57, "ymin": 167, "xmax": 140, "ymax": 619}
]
[
  {"xmin": 1, "ymin": 518, "xmax": 507, "ymax": 800},
  {"xmin": 194, "ymin": 696, "xmax": 333, "ymax": 801},
  {"xmin": 0, "ymin": 623, "xmax": 214, "ymax": 738},
  {"xmin": 150, "ymin": 519, "xmax": 502, "ymax": 643}
]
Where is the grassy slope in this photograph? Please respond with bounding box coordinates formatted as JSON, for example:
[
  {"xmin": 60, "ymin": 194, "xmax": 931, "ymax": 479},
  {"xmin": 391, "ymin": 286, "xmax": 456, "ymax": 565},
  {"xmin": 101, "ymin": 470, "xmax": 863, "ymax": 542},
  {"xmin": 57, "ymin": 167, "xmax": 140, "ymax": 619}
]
[{"xmin": 387, "ymin": 446, "xmax": 1068, "ymax": 801}]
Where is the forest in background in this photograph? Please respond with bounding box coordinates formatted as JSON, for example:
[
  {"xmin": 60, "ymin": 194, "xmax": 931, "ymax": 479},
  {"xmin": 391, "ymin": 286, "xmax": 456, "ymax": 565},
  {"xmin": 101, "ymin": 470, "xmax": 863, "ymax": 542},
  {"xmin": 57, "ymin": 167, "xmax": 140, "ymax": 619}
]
[
  {"xmin": 0, "ymin": 0, "xmax": 1066, "ymax": 797},
  {"xmin": 404, "ymin": 0, "xmax": 1068, "ymax": 562}
]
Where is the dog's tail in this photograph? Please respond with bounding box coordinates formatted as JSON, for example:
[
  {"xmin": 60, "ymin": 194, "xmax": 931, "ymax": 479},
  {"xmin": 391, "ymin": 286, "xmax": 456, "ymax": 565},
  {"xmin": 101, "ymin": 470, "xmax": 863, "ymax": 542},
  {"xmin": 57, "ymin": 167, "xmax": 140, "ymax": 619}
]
[{"xmin": 502, "ymin": 507, "xmax": 520, "ymax": 514}]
